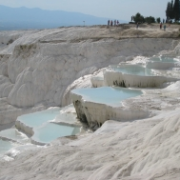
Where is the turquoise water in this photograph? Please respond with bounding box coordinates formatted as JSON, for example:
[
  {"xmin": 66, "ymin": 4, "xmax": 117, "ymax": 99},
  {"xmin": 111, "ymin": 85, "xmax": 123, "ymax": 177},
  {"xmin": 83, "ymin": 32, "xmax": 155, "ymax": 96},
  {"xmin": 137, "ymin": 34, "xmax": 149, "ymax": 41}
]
[
  {"xmin": 72, "ymin": 87, "xmax": 142, "ymax": 106},
  {"xmin": 17, "ymin": 107, "xmax": 80, "ymax": 144},
  {"xmin": 148, "ymin": 57, "xmax": 179, "ymax": 63},
  {"xmin": 18, "ymin": 108, "xmax": 60, "ymax": 128},
  {"xmin": 32, "ymin": 123, "xmax": 80, "ymax": 144},
  {"xmin": 91, "ymin": 76, "xmax": 104, "ymax": 80},
  {"xmin": 109, "ymin": 65, "xmax": 153, "ymax": 76},
  {"xmin": 55, "ymin": 112, "xmax": 77, "ymax": 123},
  {"xmin": 0, "ymin": 139, "xmax": 13, "ymax": 156},
  {"xmin": 0, "ymin": 128, "xmax": 27, "ymax": 142}
]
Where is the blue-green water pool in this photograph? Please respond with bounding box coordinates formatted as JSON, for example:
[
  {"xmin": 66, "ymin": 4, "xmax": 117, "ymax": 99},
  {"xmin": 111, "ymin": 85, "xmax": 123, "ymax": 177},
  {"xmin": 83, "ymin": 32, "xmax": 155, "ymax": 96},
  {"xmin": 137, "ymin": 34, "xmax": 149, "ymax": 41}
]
[
  {"xmin": 32, "ymin": 123, "xmax": 80, "ymax": 144},
  {"xmin": 72, "ymin": 87, "xmax": 142, "ymax": 106},
  {"xmin": 109, "ymin": 64, "xmax": 153, "ymax": 76},
  {"xmin": 18, "ymin": 108, "xmax": 60, "ymax": 128}
]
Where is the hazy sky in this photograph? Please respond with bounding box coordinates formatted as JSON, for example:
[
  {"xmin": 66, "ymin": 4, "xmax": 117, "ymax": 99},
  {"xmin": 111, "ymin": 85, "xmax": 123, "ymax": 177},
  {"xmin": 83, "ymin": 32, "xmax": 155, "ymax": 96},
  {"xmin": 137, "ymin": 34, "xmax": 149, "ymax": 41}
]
[{"xmin": 0, "ymin": 0, "xmax": 168, "ymax": 21}]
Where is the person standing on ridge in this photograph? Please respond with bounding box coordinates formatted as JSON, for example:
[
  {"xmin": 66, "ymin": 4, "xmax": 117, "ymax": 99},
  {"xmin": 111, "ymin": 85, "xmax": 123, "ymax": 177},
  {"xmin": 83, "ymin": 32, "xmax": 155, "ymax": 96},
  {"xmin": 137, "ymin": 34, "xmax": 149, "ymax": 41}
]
[
  {"xmin": 164, "ymin": 24, "xmax": 166, "ymax": 31},
  {"xmin": 136, "ymin": 22, "xmax": 139, "ymax": 29}
]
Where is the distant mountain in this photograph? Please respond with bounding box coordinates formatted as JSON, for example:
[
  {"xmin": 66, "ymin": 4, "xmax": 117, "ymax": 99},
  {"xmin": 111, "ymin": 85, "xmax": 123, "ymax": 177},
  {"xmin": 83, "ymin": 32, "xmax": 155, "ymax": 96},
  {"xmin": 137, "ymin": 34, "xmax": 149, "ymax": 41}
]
[{"xmin": 0, "ymin": 5, "xmax": 126, "ymax": 30}]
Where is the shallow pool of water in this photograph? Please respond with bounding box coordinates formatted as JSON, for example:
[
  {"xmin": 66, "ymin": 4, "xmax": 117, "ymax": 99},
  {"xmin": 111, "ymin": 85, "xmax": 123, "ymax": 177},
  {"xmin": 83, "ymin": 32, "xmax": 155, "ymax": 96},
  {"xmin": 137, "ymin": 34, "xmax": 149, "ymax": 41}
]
[
  {"xmin": 72, "ymin": 87, "xmax": 142, "ymax": 106},
  {"xmin": 54, "ymin": 112, "xmax": 77, "ymax": 124},
  {"xmin": 91, "ymin": 76, "xmax": 104, "ymax": 80},
  {"xmin": 148, "ymin": 56, "xmax": 179, "ymax": 63},
  {"xmin": 0, "ymin": 128, "xmax": 28, "ymax": 142},
  {"xmin": 109, "ymin": 64, "xmax": 153, "ymax": 76},
  {"xmin": 32, "ymin": 123, "xmax": 80, "ymax": 144},
  {"xmin": 0, "ymin": 139, "xmax": 13, "ymax": 157},
  {"xmin": 18, "ymin": 108, "xmax": 60, "ymax": 128}
]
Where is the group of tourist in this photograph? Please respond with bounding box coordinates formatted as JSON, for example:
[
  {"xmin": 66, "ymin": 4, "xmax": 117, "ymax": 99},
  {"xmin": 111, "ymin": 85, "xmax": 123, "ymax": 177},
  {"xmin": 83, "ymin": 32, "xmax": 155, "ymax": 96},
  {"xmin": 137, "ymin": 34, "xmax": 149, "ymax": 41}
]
[
  {"xmin": 107, "ymin": 20, "xmax": 167, "ymax": 31},
  {"xmin": 107, "ymin": 20, "xmax": 120, "ymax": 26},
  {"xmin": 160, "ymin": 22, "xmax": 166, "ymax": 31}
]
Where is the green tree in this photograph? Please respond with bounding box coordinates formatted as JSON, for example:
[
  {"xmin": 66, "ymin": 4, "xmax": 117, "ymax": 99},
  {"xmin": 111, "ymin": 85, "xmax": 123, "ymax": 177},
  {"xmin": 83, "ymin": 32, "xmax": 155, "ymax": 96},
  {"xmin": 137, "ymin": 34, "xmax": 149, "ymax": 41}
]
[
  {"xmin": 156, "ymin": 17, "xmax": 161, "ymax": 23},
  {"xmin": 145, "ymin": 16, "xmax": 155, "ymax": 24},
  {"xmin": 166, "ymin": 2, "xmax": 170, "ymax": 19},
  {"xmin": 166, "ymin": 0, "xmax": 174, "ymax": 19},
  {"xmin": 173, "ymin": 0, "xmax": 179, "ymax": 21},
  {"xmin": 133, "ymin": 13, "xmax": 145, "ymax": 23},
  {"xmin": 170, "ymin": 0, "xmax": 174, "ymax": 18}
]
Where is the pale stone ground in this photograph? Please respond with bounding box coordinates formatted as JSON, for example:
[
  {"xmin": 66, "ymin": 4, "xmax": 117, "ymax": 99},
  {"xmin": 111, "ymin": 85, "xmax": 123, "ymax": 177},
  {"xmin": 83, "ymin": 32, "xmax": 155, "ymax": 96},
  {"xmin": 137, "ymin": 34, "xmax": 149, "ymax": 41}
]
[{"xmin": 0, "ymin": 24, "xmax": 180, "ymax": 179}]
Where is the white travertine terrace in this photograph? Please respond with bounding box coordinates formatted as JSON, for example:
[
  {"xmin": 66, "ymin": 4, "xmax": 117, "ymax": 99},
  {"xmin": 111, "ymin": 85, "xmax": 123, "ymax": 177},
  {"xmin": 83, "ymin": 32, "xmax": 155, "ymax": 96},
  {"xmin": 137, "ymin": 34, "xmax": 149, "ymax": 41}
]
[
  {"xmin": 0, "ymin": 33, "xmax": 176, "ymax": 125},
  {"xmin": 102, "ymin": 61, "xmax": 180, "ymax": 88},
  {"xmin": 14, "ymin": 106, "xmax": 80, "ymax": 145},
  {"xmin": 1, "ymin": 26, "xmax": 180, "ymax": 180},
  {"xmin": 103, "ymin": 69, "xmax": 179, "ymax": 88},
  {"xmin": 71, "ymin": 87, "xmax": 150, "ymax": 130},
  {"xmin": 91, "ymin": 76, "xmax": 104, "ymax": 88},
  {"xmin": 147, "ymin": 61, "xmax": 177, "ymax": 69}
]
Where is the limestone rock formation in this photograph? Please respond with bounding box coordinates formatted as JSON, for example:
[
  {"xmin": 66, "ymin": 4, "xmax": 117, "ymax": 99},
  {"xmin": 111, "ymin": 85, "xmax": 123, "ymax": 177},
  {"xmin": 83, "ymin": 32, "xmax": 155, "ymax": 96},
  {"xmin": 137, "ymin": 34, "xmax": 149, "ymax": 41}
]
[
  {"xmin": 0, "ymin": 27, "xmax": 178, "ymax": 125},
  {"xmin": 1, "ymin": 26, "xmax": 180, "ymax": 180}
]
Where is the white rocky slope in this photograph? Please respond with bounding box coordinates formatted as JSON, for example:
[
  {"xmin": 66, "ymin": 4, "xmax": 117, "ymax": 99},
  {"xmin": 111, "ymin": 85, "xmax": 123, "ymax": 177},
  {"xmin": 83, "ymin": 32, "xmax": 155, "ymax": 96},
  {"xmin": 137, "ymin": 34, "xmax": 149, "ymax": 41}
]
[
  {"xmin": 1, "ymin": 26, "xmax": 180, "ymax": 179},
  {"xmin": 1, "ymin": 99, "xmax": 180, "ymax": 180},
  {"xmin": 0, "ymin": 26, "xmax": 179, "ymax": 125}
]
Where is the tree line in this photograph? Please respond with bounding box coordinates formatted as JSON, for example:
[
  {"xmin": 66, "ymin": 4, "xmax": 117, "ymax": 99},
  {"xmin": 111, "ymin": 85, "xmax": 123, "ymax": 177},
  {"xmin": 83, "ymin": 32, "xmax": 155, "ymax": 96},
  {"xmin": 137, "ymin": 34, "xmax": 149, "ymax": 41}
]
[
  {"xmin": 131, "ymin": 13, "xmax": 161, "ymax": 24},
  {"xmin": 166, "ymin": 0, "xmax": 179, "ymax": 21},
  {"xmin": 131, "ymin": 0, "xmax": 179, "ymax": 24}
]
